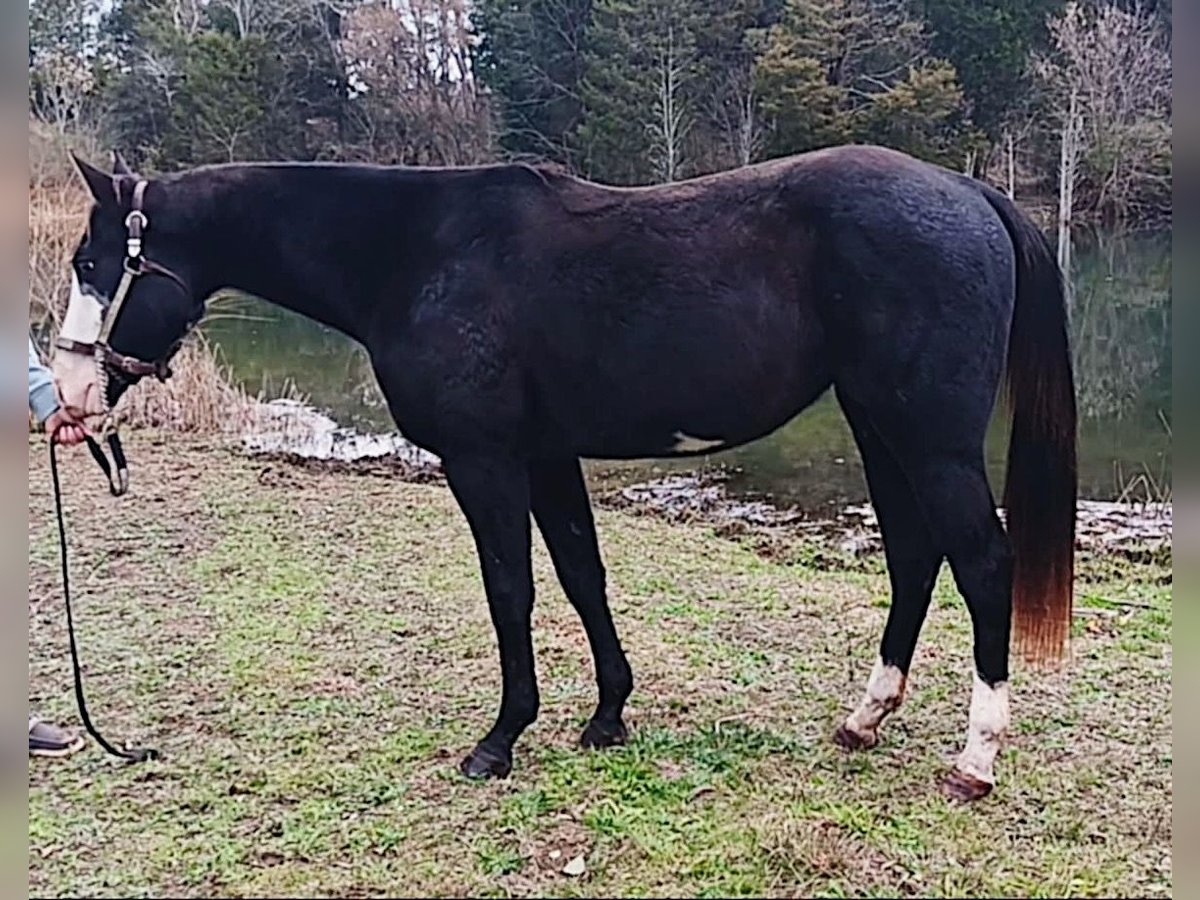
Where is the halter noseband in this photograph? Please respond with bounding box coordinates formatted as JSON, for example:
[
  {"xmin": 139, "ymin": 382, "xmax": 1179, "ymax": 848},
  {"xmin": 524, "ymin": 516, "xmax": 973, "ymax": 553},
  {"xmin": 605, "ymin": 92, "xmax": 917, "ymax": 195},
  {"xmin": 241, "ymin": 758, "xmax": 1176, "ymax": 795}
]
[{"xmin": 55, "ymin": 179, "xmax": 190, "ymax": 385}]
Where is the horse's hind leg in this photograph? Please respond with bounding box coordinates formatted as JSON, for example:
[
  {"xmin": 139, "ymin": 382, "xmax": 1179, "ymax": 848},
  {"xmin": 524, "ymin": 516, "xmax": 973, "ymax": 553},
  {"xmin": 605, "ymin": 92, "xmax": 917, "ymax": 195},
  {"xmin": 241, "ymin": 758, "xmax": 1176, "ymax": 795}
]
[
  {"xmin": 905, "ymin": 449, "xmax": 1012, "ymax": 802},
  {"xmin": 834, "ymin": 393, "xmax": 943, "ymax": 751},
  {"xmin": 531, "ymin": 458, "xmax": 634, "ymax": 749},
  {"xmin": 841, "ymin": 393, "xmax": 1014, "ymax": 801}
]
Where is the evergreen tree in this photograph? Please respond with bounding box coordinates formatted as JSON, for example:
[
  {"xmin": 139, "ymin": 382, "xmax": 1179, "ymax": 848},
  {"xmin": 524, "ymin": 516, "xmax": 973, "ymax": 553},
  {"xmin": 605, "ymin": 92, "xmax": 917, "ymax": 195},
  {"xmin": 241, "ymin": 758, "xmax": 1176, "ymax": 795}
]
[
  {"xmin": 755, "ymin": 0, "xmax": 977, "ymax": 168},
  {"xmin": 918, "ymin": 0, "xmax": 1064, "ymax": 142},
  {"xmin": 576, "ymin": 0, "xmax": 705, "ymax": 185},
  {"xmin": 99, "ymin": 0, "xmax": 342, "ymax": 168},
  {"xmin": 473, "ymin": 0, "xmax": 593, "ymax": 166}
]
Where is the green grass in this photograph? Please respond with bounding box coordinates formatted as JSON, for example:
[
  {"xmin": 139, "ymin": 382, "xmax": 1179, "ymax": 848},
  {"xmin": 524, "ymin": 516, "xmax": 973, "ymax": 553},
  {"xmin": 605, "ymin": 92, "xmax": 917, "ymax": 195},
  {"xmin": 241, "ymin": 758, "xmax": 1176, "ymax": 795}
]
[{"xmin": 28, "ymin": 434, "xmax": 1172, "ymax": 898}]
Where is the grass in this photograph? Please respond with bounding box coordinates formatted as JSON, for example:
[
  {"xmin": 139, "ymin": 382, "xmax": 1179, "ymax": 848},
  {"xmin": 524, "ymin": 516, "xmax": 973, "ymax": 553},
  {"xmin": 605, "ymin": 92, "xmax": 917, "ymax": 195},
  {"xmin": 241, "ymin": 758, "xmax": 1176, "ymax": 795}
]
[{"xmin": 28, "ymin": 434, "xmax": 1172, "ymax": 898}]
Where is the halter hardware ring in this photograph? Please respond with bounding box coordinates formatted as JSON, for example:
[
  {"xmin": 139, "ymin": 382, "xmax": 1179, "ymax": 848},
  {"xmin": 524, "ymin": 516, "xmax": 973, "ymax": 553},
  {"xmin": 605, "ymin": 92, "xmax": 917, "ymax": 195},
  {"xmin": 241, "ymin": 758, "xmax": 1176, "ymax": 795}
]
[{"xmin": 124, "ymin": 210, "xmax": 147, "ymax": 259}]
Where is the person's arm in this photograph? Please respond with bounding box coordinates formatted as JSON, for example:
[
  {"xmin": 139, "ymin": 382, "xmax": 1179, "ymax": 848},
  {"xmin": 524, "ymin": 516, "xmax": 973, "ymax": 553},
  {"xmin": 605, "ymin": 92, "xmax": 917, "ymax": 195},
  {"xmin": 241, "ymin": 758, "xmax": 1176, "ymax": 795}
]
[
  {"xmin": 28, "ymin": 336, "xmax": 88, "ymax": 445},
  {"xmin": 28, "ymin": 336, "xmax": 58, "ymax": 425}
]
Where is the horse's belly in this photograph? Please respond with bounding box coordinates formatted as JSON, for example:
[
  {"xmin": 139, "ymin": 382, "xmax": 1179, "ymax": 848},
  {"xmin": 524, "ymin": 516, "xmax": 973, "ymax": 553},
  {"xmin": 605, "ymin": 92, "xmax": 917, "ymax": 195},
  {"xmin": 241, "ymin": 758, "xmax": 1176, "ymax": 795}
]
[
  {"xmin": 531, "ymin": 277, "xmax": 830, "ymax": 459},
  {"xmin": 559, "ymin": 345, "xmax": 830, "ymax": 460},
  {"xmin": 574, "ymin": 389, "xmax": 826, "ymax": 459}
]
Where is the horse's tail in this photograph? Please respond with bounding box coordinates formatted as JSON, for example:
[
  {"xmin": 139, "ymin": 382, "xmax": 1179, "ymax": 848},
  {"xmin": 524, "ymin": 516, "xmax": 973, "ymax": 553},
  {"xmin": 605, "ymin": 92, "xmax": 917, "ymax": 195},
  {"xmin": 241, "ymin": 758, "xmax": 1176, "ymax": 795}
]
[{"xmin": 978, "ymin": 183, "xmax": 1078, "ymax": 667}]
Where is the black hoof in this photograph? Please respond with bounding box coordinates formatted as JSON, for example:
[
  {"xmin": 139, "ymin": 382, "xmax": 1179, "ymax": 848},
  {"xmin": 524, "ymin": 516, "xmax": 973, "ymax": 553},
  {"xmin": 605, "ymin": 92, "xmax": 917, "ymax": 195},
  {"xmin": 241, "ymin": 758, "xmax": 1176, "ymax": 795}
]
[
  {"xmin": 833, "ymin": 724, "xmax": 877, "ymax": 751},
  {"xmin": 581, "ymin": 718, "xmax": 628, "ymax": 750},
  {"xmin": 941, "ymin": 768, "xmax": 994, "ymax": 803},
  {"xmin": 460, "ymin": 744, "xmax": 512, "ymax": 780}
]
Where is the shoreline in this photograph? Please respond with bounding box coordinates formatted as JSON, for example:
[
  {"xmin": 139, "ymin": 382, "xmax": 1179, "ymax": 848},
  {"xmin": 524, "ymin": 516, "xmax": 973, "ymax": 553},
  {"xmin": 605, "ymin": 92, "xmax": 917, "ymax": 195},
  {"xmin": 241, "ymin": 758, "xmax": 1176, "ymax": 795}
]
[{"xmin": 235, "ymin": 398, "xmax": 1173, "ymax": 564}]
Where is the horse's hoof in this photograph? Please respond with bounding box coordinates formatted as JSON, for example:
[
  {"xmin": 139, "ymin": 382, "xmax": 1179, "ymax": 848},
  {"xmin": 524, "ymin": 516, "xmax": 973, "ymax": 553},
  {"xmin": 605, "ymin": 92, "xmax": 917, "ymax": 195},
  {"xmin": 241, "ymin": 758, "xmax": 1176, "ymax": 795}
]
[
  {"xmin": 941, "ymin": 768, "xmax": 993, "ymax": 803},
  {"xmin": 833, "ymin": 724, "xmax": 876, "ymax": 751},
  {"xmin": 581, "ymin": 718, "xmax": 628, "ymax": 750},
  {"xmin": 459, "ymin": 745, "xmax": 512, "ymax": 780}
]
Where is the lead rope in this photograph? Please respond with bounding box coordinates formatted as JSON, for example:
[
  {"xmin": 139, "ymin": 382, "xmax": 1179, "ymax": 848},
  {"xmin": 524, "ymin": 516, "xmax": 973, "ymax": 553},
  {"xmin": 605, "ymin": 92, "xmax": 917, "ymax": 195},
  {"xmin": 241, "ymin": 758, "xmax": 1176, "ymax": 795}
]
[
  {"xmin": 83, "ymin": 431, "xmax": 129, "ymax": 498},
  {"xmin": 49, "ymin": 425, "xmax": 158, "ymax": 763}
]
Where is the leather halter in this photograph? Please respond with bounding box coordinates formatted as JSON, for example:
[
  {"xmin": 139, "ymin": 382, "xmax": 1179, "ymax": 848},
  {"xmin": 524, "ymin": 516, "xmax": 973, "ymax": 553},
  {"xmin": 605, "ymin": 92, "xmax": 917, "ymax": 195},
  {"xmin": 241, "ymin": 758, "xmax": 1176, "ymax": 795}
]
[{"xmin": 54, "ymin": 179, "xmax": 190, "ymax": 383}]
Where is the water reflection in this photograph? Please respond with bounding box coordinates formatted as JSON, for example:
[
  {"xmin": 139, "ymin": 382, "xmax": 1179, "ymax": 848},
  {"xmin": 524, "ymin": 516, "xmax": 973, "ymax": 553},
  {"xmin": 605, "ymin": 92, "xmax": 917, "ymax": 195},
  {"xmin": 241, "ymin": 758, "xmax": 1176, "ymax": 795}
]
[{"xmin": 202, "ymin": 227, "xmax": 1171, "ymax": 510}]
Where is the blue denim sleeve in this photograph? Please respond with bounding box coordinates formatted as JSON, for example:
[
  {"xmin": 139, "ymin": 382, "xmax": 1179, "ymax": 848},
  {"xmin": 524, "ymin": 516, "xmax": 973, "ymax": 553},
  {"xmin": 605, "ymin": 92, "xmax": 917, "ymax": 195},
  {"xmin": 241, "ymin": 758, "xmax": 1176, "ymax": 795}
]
[{"xmin": 28, "ymin": 335, "xmax": 59, "ymax": 424}]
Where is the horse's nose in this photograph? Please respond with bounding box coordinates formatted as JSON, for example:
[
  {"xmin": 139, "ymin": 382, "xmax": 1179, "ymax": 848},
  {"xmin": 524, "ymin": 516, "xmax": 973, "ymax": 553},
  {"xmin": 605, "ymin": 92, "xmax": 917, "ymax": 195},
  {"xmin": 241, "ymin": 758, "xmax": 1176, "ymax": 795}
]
[{"xmin": 54, "ymin": 376, "xmax": 95, "ymax": 419}]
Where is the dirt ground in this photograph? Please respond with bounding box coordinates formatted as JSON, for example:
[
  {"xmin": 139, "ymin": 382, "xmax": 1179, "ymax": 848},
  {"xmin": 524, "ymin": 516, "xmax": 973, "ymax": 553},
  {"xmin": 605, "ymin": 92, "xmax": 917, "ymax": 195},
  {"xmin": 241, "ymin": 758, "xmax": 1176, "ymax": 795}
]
[{"xmin": 28, "ymin": 433, "xmax": 1172, "ymax": 898}]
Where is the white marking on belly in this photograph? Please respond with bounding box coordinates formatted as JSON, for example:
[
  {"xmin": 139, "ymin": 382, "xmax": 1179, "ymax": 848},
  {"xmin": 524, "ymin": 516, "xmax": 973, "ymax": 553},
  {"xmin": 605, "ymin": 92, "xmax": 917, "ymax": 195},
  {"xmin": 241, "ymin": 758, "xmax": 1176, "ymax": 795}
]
[
  {"xmin": 954, "ymin": 674, "xmax": 1010, "ymax": 786},
  {"xmin": 672, "ymin": 431, "xmax": 725, "ymax": 453},
  {"xmin": 843, "ymin": 658, "xmax": 906, "ymax": 743}
]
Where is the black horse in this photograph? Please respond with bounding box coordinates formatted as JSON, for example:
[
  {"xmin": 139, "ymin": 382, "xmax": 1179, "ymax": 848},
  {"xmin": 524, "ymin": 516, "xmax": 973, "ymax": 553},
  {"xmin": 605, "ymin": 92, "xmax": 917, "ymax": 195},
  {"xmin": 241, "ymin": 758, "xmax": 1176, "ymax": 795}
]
[{"xmin": 53, "ymin": 145, "xmax": 1076, "ymax": 801}]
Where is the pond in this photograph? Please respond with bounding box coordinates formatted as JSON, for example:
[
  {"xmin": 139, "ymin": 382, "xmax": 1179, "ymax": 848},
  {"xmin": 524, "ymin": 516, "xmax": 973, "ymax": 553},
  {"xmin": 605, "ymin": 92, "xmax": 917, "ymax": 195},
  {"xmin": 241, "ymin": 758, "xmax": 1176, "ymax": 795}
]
[{"xmin": 202, "ymin": 227, "xmax": 1172, "ymax": 513}]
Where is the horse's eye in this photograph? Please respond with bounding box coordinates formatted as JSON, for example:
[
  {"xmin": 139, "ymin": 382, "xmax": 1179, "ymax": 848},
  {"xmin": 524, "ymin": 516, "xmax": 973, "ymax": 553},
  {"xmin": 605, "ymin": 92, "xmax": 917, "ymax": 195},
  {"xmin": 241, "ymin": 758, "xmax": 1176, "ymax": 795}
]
[{"xmin": 78, "ymin": 260, "xmax": 95, "ymax": 274}]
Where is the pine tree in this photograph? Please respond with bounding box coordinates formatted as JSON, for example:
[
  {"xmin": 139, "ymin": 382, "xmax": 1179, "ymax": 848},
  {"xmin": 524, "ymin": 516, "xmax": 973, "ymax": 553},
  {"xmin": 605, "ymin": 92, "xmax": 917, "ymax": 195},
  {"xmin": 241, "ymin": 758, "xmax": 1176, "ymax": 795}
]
[
  {"xmin": 917, "ymin": 0, "xmax": 1065, "ymax": 142},
  {"xmin": 473, "ymin": 0, "xmax": 594, "ymax": 166},
  {"xmin": 99, "ymin": 0, "xmax": 342, "ymax": 168},
  {"xmin": 755, "ymin": 0, "xmax": 977, "ymax": 167},
  {"xmin": 575, "ymin": 0, "xmax": 707, "ymax": 185}
]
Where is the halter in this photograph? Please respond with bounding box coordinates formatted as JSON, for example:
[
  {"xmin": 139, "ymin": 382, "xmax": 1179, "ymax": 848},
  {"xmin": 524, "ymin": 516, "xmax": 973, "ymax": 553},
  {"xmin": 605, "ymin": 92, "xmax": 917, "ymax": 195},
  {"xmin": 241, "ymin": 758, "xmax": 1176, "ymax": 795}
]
[{"xmin": 54, "ymin": 180, "xmax": 191, "ymax": 390}]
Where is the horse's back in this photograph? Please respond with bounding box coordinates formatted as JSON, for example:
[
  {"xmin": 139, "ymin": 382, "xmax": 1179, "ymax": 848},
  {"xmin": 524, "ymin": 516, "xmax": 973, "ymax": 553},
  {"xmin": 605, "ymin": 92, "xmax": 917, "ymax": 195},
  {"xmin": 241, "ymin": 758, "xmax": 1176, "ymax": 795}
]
[{"xmin": 408, "ymin": 145, "xmax": 1019, "ymax": 460}]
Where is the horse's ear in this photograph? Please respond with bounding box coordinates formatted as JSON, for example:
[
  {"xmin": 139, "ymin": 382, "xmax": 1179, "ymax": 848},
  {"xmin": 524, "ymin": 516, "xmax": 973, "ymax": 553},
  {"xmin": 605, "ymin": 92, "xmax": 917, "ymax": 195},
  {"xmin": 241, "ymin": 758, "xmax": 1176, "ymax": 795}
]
[
  {"xmin": 71, "ymin": 152, "xmax": 116, "ymax": 204},
  {"xmin": 111, "ymin": 149, "xmax": 134, "ymax": 176}
]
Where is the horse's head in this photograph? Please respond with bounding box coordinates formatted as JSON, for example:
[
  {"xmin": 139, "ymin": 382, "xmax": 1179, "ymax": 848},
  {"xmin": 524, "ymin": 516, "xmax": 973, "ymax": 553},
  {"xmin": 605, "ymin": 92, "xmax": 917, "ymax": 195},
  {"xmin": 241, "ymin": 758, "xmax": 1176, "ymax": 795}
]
[{"xmin": 52, "ymin": 152, "xmax": 206, "ymax": 422}]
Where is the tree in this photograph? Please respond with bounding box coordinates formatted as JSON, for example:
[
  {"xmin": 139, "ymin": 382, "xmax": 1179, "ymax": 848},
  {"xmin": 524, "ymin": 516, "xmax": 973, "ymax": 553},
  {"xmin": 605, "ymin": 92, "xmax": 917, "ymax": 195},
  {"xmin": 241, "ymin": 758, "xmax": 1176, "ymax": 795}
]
[
  {"xmin": 755, "ymin": 31, "xmax": 842, "ymax": 153},
  {"xmin": 755, "ymin": 0, "xmax": 976, "ymax": 168},
  {"xmin": 856, "ymin": 57, "xmax": 971, "ymax": 165},
  {"xmin": 29, "ymin": 0, "xmax": 105, "ymax": 136},
  {"xmin": 690, "ymin": 0, "xmax": 785, "ymax": 172},
  {"xmin": 171, "ymin": 32, "xmax": 291, "ymax": 162},
  {"xmin": 26, "ymin": 0, "xmax": 1174, "ymax": 232},
  {"xmin": 336, "ymin": 0, "xmax": 494, "ymax": 166},
  {"xmin": 1036, "ymin": 1, "xmax": 1172, "ymax": 225},
  {"xmin": 708, "ymin": 30, "xmax": 766, "ymax": 168},
  {"xmin": 575, "ymin": 0, "xmax": 706, "ymax": 185},
  {"xmin": 100, "ymin": 0, "xmax": 344, "ymax": 168},
  {"xmin": 918, "ymin": 0, "xmax": 1064, "ymax": 143},
  {"xmin": 473, "ymin": 0, "xmax": 593, "ymax": 165}
]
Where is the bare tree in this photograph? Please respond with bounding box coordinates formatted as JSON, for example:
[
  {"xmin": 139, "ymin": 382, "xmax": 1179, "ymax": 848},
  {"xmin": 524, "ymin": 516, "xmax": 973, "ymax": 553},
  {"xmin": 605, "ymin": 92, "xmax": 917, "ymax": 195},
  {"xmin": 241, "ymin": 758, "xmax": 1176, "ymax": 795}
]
[
  {"xmin": 208, "ymin": 0, "xmax": 314, "ymax": 40},
  {"xmin": 28, "ymin": 0, "xmax": 103, "ymax": 137},
  {"xmin": 1056, "ymin": 87, "xmax": 1082, "ymax": 277},
  {"xmin": 712, "ymin": 56, "xmax": 763, "ymax": 168},
  {"xmin": 1037, "ymin": 1, "xmax": 1172, "ymax": 225},
  {"xmin": 337, "ymin": 0, "xmax": 494, "ymax": 166},
  {"xmin": 164, "ymin": 0, "xmax": 206, "ymax": 37},
  {"xmin": 648, "ymin": 24, "xmax": 692, "ymax": 182}
]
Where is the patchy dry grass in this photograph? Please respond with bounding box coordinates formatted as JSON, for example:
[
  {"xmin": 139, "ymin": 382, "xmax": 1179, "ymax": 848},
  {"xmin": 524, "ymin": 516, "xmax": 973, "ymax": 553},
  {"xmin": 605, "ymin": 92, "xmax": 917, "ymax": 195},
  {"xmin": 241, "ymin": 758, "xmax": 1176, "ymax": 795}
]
[{"xmin": 28, "ymin": 435, "xmax": 1171, "ymax": 898}]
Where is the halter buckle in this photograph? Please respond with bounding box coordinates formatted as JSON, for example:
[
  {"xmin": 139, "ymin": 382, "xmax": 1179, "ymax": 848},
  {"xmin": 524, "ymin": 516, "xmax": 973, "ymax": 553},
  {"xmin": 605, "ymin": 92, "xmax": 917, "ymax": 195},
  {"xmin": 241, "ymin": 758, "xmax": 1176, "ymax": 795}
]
[{"xmin": 124, "ymin": 210, "xmax": 146, "ymax": 259}]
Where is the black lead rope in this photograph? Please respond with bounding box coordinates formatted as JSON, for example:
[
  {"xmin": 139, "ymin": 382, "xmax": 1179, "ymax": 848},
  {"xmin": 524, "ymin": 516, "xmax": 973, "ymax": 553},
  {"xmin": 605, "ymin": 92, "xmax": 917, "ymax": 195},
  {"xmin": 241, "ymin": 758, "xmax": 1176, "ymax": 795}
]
[
  {"xmin": 84, "ymin": 432, "xmax": 130, "ymax": 498},
  {"xmin": 49, "ymin": 425, "xmax": 158, "ymax": 764}
]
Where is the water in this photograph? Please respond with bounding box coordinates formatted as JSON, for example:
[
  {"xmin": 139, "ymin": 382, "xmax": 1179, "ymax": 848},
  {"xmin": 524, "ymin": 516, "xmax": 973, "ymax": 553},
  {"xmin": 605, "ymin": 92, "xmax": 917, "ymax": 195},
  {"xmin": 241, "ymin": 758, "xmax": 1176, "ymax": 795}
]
[{"xmin": 202, "ymin": 228, "xmax": 1171, "ymax": 512}]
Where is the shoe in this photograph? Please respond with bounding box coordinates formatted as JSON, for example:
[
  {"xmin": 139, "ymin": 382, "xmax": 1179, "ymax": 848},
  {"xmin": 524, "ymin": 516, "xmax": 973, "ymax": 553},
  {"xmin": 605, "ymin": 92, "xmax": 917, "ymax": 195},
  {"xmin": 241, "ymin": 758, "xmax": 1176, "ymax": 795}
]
[{"xmin": 29, "ymin": 717, "xmax": 86, "ymax": 758}]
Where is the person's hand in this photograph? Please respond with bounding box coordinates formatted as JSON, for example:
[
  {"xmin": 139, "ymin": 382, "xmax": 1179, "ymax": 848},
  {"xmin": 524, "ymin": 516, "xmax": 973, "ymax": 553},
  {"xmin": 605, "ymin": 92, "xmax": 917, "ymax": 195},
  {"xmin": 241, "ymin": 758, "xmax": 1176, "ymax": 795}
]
[{"xmin": 44, "ymin": 410, "xmax": 90, "ymax": 446}]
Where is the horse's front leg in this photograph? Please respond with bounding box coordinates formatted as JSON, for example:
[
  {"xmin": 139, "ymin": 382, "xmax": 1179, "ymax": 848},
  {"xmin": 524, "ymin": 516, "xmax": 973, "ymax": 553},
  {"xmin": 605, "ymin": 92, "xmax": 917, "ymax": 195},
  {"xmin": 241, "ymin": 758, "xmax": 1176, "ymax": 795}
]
[{"xmin": 443, "ymin": 453, "xmax": 538, "ymax": 779}]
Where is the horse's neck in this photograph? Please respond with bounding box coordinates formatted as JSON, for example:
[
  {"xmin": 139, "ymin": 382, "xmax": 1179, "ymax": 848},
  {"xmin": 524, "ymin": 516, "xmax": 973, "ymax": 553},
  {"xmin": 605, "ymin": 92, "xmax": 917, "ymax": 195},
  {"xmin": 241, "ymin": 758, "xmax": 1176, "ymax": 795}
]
[{"xmin": 196, "ymin": 165, "xmax": 444, "ymax": 342}]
